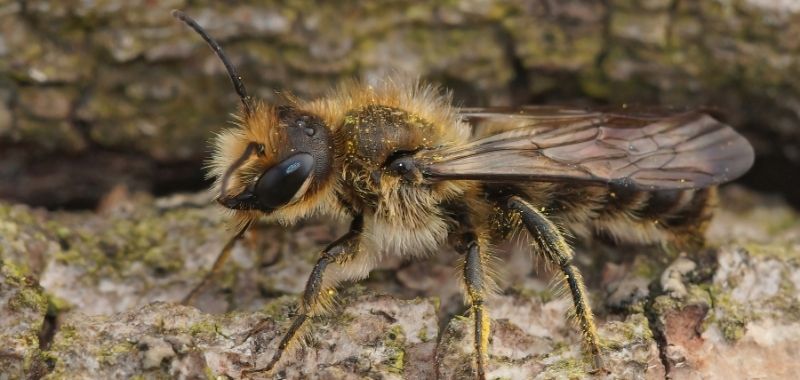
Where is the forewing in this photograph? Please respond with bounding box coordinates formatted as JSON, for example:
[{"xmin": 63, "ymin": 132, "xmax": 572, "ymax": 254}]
[
  {"xmin": 417, "ymin": 108, "xmax": 754, "ymax": 190},
  {"xmin": 459, "ymin": 106, "xmax": 671, "ymax": 137}
]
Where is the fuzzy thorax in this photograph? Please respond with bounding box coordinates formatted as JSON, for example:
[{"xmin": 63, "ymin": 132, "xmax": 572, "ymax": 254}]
[{"xmin": 302, "ymin": 78, "xmax": 470, "ymax": 143}]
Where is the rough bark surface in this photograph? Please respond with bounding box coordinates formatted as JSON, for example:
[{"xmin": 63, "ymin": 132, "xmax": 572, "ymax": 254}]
[
  {"xmin": 1, "ymin": 186, "xmax": 799, "ymax": 379},
  {"xmin": 1, "ymin": 0, "xmax": 799, "ymax": 208}
]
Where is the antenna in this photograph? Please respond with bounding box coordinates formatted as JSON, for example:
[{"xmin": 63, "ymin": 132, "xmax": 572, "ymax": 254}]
[{"xmin": 172, "ymin": 10, "xmax": 254, "ymax": 115}]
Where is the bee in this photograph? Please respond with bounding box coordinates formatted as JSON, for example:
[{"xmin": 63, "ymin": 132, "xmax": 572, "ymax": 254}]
[{"xmin": 172, "ymin": 10, "xmax": 754, "ymax": 379}]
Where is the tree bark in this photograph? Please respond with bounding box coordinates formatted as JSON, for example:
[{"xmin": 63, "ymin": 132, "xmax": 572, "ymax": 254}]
[
  {"xmin": 2, "ymin": 187, "xmax": 799, "ymax": 379},
  {"xmin": 1, "ymin": 0, "xmax": 798, "ymax": 208}
]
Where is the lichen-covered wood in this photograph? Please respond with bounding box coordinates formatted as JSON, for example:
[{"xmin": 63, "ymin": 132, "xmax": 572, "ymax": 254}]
[
  {"xmin": 0, "ymin": 186, "xmax": 799, "ymax": 378},
  {"xmin": 1, "ymin": 1, "xmax": 798, "ymax": 207}
]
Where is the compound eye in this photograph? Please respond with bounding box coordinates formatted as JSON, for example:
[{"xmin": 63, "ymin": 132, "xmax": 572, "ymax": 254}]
[{"xmin": 254, "ymin": 153, "xmax": 314, "ymax": 210}]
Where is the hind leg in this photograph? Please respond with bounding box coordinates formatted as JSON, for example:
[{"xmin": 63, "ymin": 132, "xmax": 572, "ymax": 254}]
[{"xmin": 504, "ymin": 195, "xmax": 603, "ymax": 370}]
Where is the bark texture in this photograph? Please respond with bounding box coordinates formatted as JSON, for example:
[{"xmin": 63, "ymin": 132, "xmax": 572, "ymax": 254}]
[
  {"xmin": 1, "ymin": 0, "xmax": 799, "ymax": 207},
  {"xmin": 1, "ymin": 186, "xmax": 799, "ymax": 379}
]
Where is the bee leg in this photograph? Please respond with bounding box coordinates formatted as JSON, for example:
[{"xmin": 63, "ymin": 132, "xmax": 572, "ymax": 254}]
[
  {"xmin": 505, "ymin": 196, "xmax": 604, "ymax": 371},
  {"xmin": 453, "ymin": 229, "xmax": 491, "ymax": 380},
  {"xmin": 242, "ymin": 214, "xmax": 363, "ymax": 376},
  {"xmin": 182, "ymin": 221, "xmax": 252, "ymax": 305}
]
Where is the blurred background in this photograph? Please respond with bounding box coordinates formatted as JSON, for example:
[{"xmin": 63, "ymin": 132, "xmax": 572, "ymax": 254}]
[{"xmin": 1, "ymin": 0, "xmax": 798, "ymax": 210}]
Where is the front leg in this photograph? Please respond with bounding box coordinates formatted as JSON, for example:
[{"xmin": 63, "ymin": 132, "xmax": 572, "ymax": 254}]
[
  {"xmin": 242, "ymin": 214, "xmax": 364, "ymax": 375},
  {"xmin": 504, "ymin": 196, "xmax": 603, "ymax": 370},
  {"xmin": 183, "ymin": 221, "xmax": 252, "ymax": 305}
]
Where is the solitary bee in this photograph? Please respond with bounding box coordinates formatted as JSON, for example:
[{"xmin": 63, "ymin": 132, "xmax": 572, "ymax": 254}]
[{"xmin": 173, "ymin": 10, "xmax": 754, "ymax": 379}]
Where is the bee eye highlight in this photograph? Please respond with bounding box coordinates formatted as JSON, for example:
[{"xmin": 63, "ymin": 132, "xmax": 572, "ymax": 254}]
[{"xmin": 254, "ymin": 153, "xmax": 314, "ymax": 210}]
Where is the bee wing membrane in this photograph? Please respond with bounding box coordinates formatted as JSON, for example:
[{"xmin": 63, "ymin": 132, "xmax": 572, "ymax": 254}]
[{"xmin": 417, "ymin": 109, "xmax": 754, "ymax": 190}]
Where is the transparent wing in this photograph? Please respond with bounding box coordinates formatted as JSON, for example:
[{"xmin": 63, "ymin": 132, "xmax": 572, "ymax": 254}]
[{"xmin": 415, "ymin": 107, "xmax": 754, "ymax": 190}]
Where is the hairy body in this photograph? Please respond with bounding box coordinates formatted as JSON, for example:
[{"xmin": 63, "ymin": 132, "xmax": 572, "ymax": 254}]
[
  {"xmin": 172, "ymin": 10, "xmax": 750, "ymax": 379},
  {"xmin": 210, "ymin": 80, "xmax": 720, "ymax": 377},
  {"xmin": 217, "ymin": 80, "xmax": 715, "ymax": 254}
]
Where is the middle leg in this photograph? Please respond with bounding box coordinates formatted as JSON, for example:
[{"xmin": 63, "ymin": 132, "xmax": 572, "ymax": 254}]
[
  {"xmin": 449, "ymin": 204, "xmax": 493, "ymax": 380},
  {"xmin": 461, "ymin": 235, "xmax": 491, "ymax": 380}
]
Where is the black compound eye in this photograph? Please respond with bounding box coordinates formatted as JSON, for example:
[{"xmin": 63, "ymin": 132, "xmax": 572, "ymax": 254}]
[{"xmin": 255, "ymin": 153, "xmax": 314, "ymax": 210}]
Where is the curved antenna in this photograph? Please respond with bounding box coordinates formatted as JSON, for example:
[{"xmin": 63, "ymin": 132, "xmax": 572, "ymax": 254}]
[{"xmin": 172, "ymin": 10, "xmax": 254, "ymax": 115}]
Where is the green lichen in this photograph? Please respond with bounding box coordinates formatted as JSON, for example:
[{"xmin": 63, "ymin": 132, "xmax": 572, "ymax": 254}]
[
  {"xmin": 9, "ymin": 286, "xmax": 48, "ymax": 314},
  {"xmin": 50, "ymin": 207, "xmax": 221, "ymax": 283},
  {"xmin": 742, "ymin": 244, "xmax": 798, "ymax": 261},
  {"xmin": 203, "ymin": 366, "xmax": 218, "ymax": 380},
  {"xmin": 383, "ymin": 325, "xmax": 406, "ymax": 375},
  {"xmin": 97, "ymin": 341, "xmax": 136, "ymax": 366},
  {"xmin": 431, "ymin": 296, "xmax": 441, "ymax": 312},
  {"xmin": 0, "ymin": 260, "xmax": 27, "ymax": 286},
  {"xmin": 763, "ymin": 211, "xmax": 799, "ymax": 235},
  {"xmin": 768, "ymin": 269, "xmax": 800, "ymax": 321},
  {"xmin": 650, "ymin": 294, "xmax": 678, "ymax": 316},
  {"xmin": 0, "ymin": 205, "xmax": 57, "ymax": 275},
  {"xmin": 510, "ymin": 18, "xmax": 602, "ymax": 71},
  {"xmin": 47, "ymin": 294, "xmax": 73, "ymax": 315},
  {"xmin": 652, "ymin": 281, "xmax": 748, "ymax": 343},
  {"xmin": 2, "ymin": 261, "xmax": 48, "ymax": 314},
  {"xmin": 579, "ymin": 68, "xmax": 613, "ymax": 100},
  {"xmin": 602, "ymin": 314, "xmax": 653, "ymax": 350},
  {"xmin": 706, "ymin": 287, "xmax": 748, "ymax": 342},
  {"xmin": 538, "ymin": 356, "xmax": 586, "ymax": 380},
  {"xmin": 260, "ymin": 295, "xmax": 297, "ymax": 323},
  {"xmin": 187, "ymin": 319, "xmax": 220, "ymax": 339},
  {"xmin": 37, "ymin": 350, "xmax": 58, "ymax": 376},
  {"xmin": 630, "ymin": 255, "xmax": 662, "ymax": 280},
  {"xmin": 717, "ymin": 316, "xmax": 746, "ymax": 341},
  {"xmin": 59, "ymin": 323, "xmax": 79, "ymax": 342},
  {"xmin": 417, "ymin": 327, "xmax": 429, "ymax": 343},
  {"xmin": 141, "ymin": 247, "xmax": 183, "ymax": 275},
  {"xmin": 686, "ymin": 284, "xmax": 714, "ymax": 306}
]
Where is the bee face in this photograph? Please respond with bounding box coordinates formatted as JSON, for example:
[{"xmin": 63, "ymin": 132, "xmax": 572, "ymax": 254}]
[
  {"xmin": 215, "ymin": 105, "xmax": 334, "ymax": 215},
  {"xmin": 170, "ymin": 10, "xmax": 337, "ymax": 221}
]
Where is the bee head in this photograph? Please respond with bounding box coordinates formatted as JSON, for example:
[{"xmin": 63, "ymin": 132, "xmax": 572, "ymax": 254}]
[
  {"xmin": 173, "ymin": 10, "xmax": 334, "ymax": 218},
  {"xmin": 214, "ymin": 104, "xmax": 334, "ymax": 216}
]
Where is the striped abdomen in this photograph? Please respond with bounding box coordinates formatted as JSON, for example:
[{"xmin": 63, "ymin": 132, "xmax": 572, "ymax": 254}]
[{"xmin": 507, "ymin": 182, "xmax": 718, "ymax": 248}]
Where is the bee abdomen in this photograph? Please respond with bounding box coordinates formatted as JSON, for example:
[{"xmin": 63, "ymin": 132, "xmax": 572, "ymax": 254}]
[
  {"xmin": 658, "ymin": 187, "xmax": 717, "ymax": 231},
  {"xmin": 635, "ymin": 188, "xmax": 715, "ymax": 229},
  {"xmin": 600, "ymin": 185, "xmax": 718, "ymax": 246},
  {"xmin": 489, "ymin": 182, "xmax": 717, "ymax": 247}
]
